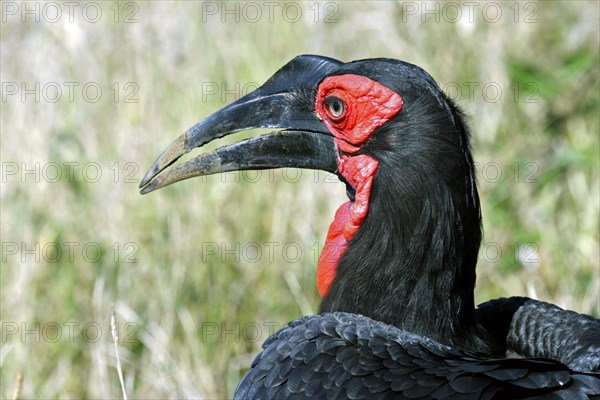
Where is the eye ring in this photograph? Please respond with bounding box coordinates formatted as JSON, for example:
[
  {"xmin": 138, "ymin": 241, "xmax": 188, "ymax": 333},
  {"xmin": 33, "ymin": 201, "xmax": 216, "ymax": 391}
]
[{"xmin": 323, "ymin": 96, "xmax": 346, "ymax": 121}]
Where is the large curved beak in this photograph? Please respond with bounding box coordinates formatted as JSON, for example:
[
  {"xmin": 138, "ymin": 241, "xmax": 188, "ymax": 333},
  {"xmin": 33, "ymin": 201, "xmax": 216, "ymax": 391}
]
[{"xmin": 139, "ymin": 55, "xmax": 342, "ymax": 194}]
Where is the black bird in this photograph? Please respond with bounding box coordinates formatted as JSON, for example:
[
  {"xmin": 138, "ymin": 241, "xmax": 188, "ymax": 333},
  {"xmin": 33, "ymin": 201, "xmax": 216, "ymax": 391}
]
[{"xmin": 140, "ymin": 55, "xmax": 600, "ymax": 399}]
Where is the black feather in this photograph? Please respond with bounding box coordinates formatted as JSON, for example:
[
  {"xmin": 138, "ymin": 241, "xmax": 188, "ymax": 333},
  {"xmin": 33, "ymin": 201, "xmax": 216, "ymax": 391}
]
[
  {"xmin": 478, "ymin": 297, "xmax": 600, "ymax": 372},
  {"xmin": 235, "ymin": 313, "xmax": 600, "ymax": 399}
]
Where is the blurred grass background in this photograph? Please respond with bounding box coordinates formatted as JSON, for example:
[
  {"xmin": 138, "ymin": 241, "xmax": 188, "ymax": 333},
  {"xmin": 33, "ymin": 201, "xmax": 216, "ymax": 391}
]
[{"xmin": 1, "ymin": 1, "xmax": 598, "ymax": 398}]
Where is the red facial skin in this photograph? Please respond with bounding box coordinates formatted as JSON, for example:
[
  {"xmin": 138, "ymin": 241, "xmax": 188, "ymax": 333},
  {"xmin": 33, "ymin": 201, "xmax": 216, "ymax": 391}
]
[{"xmin": 315, "ymin": 74, "xmax": 403, "ymax": 297}]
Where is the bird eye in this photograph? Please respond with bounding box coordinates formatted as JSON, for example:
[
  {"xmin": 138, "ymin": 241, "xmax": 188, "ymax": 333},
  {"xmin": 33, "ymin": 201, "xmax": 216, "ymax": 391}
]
[{"xmin": 324, "ymin": 96, "xmax": 346, "ymax": 120}]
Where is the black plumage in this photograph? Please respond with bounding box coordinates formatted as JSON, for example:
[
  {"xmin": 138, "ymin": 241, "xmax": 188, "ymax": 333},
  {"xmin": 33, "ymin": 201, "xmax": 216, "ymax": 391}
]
[
  {"xmin": 236, "ymin": 313, "xmax": 599, "ymax": 399},
  {"xmin": 140, "ymin": 55, "xmax": 600, "ymax": 399},
  {"xmin": 477, "ymin": 297, "xmax": 600, "ymax": 372}
]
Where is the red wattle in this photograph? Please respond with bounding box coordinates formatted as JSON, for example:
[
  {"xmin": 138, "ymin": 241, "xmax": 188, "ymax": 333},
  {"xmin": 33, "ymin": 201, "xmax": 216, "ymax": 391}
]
[
  {"xmin": 317, "ymin": 202, "xmax": 351, "ymax": 297},
  {"xmin": 339, "ymin": 154, "xmax": 379, "ymax": 240},
  {"xmin": 317, "ymin": 155, "xmax": 379, "ymax": 298}
]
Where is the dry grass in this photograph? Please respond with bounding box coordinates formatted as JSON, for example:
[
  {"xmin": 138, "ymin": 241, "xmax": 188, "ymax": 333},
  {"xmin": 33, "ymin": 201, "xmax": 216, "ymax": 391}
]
[{"xmin": 1, "ymin": 1, "xmax": 598, "ymax": 398}]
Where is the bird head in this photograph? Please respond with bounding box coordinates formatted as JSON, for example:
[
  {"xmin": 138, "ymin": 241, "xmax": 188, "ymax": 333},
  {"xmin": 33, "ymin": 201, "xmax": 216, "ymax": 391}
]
[{"xmin": 140, "ymin": 55, "xmax": 482, "ymax": 337}]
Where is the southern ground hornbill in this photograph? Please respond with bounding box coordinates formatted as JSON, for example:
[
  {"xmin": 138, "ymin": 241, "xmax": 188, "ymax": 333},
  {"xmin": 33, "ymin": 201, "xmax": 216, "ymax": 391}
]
[{"xmin": 140, "ymin": 55, "xmax": 600, "ymax": 399}]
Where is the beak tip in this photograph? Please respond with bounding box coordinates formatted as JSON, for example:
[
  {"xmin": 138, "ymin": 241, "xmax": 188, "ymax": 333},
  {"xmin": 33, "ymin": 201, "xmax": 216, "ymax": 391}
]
[
  {"xmin": 138, "ymin": 132, "xmax": 192, "ymax": 192},
  {"xmin": 139, "ymin": 166, "xmax": 158, "ymax": 189},
  {"xmin": 139, "ymin": 175, "xmax": 164, "ymax": 194}
]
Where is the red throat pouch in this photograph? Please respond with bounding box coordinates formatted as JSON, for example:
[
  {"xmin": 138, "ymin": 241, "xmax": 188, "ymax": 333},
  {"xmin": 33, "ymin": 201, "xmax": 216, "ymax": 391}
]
[{"xmin": 317, "ymin": 154, "xmax": 379, "ymax": 297}]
